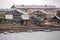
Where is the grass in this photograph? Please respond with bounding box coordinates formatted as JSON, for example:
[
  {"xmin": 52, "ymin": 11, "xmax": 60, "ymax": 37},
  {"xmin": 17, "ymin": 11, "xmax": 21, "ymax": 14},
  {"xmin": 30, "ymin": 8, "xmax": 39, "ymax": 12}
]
[
  {"xmin": 0, "ymin": 14, "xmax": 5, "ymax": 17},
  {"xmin": 0, "ymin": 24, "xmax": 21, "ymax": 28}
]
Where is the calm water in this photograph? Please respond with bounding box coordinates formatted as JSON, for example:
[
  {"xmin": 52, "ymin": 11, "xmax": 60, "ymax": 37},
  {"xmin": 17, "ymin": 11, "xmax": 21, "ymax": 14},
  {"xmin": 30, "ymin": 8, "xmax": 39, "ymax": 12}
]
[{"xmin": 0, "ymin": 31, "xmax": 60, "ymax": 40}]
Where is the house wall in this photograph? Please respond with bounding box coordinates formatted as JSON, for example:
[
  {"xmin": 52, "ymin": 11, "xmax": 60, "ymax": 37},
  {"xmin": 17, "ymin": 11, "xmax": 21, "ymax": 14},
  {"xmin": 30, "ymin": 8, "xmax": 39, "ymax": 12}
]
[{"xmin": 12, "ymin": 8, "xmax": 56, "ymax": 19}]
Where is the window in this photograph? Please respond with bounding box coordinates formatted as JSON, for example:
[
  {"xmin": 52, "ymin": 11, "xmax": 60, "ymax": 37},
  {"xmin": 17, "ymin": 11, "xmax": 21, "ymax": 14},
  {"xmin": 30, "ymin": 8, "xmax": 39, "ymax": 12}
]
[
  {"xmin": 21, "ymin": 8, "xmax": 29, "ymax": 12},
  {"xmin": 44, "ymin": 8, "xmax": 54, "ymax": 12}
]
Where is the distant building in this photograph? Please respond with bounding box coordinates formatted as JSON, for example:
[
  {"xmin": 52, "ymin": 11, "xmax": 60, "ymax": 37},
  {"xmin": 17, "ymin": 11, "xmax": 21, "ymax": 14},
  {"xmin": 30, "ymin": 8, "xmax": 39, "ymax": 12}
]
[
  {"xmin": 0, "ymin": 5, "xmax": 60, "ymax": 24},
  {"xmin": 11, "ymin": 5, "xmax": 57, "ymax": 18}
]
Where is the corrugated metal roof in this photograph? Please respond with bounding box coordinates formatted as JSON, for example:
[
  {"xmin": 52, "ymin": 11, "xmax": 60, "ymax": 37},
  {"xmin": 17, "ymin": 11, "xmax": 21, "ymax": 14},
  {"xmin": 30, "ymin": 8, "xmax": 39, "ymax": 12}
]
[{"xmin": 11, "ymin": 5, "xmax": 56, "ymax": 9}]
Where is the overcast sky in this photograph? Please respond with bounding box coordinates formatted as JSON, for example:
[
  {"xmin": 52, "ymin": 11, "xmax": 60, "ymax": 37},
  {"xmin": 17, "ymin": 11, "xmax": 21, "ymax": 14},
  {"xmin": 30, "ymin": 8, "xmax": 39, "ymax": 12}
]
[{"xmin": 0, "ymin": 0, "xmax": 60, "ymax": 8}]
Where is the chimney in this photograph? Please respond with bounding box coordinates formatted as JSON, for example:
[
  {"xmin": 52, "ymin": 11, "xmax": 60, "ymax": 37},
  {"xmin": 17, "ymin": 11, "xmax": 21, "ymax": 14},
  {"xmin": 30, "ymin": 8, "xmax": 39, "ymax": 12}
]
[
  {"xmin": 22, "ymin": 4, "xmax": 24, "ymax": 7},
  {"xmin": 45, "ymin": 5, "xmax": 47, "ymax": 7}
]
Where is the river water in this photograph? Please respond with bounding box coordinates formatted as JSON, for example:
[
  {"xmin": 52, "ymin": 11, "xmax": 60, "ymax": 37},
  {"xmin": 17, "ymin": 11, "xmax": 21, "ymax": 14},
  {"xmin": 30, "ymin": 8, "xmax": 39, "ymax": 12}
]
[{"xmin": 0, "ymin": 31, "xmax": 60, "ymax": 40}]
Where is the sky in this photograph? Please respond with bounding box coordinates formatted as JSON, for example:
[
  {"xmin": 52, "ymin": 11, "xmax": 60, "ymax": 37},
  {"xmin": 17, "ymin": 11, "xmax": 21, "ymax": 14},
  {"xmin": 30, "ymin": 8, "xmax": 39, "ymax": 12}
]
[{"xmin": 0, "ymin": 0, "xmax": 60, "ymax": 8}]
